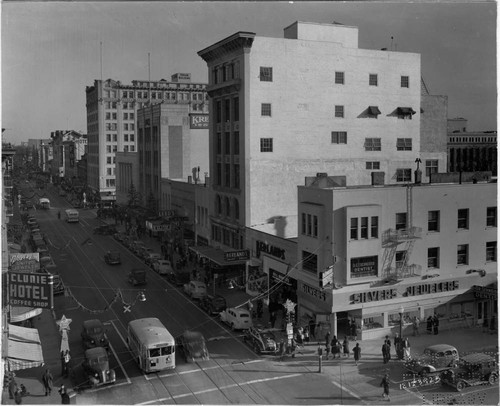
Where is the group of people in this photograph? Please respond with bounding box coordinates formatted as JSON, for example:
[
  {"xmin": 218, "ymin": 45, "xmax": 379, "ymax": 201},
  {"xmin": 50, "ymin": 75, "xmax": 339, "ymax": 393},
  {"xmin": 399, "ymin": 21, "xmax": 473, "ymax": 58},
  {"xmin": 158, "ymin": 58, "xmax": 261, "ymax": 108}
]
[
  {"xmin": 426, "ymin": 314, "xmax": 440, "ymax": 335},
  {"xmin": 319, "ymin": 331, "xmax": 362, "ymax": 365},
  {"xmin": 382, "ymin": 333, "xmax": 411, "ymax": 363}
]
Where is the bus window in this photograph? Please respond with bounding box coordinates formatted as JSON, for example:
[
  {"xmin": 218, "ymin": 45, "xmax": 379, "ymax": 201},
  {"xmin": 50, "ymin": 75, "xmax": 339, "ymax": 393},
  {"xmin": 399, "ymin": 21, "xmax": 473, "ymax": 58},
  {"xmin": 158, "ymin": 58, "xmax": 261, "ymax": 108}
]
[
  {"xmin": 161, "ymin": 346, "xmax": 174, "ymax": 356},
  {"xmin": 149, "ymin": 348, "xmax": 160, "ymax": 357}
]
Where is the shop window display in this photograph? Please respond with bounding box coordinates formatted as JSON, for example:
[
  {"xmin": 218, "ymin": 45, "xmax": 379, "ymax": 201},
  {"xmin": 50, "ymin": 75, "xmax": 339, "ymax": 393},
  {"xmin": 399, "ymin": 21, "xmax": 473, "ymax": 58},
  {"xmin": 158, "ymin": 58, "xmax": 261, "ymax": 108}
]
[{"xmin": 362, "ymin": 315, "xmax": 384, "ymax": 330}]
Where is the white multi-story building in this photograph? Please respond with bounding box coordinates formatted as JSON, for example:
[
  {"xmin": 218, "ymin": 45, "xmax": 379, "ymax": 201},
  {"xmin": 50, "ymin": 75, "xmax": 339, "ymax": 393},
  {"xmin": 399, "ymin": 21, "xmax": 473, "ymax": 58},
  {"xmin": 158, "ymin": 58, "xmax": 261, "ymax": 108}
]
[
  {"xmin": 86, "ymin": 74, "xmax": 208, "ymax": 203},
  {"xmin": 198, "ymin": 21, "xmax": 447, "ymax": 249}
]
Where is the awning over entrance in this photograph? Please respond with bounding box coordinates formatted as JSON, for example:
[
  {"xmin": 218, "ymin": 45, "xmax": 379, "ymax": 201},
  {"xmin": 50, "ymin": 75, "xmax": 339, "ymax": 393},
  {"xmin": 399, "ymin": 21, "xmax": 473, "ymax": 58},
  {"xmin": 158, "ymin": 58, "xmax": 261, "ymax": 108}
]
[
  {"xmin": 189, "ymin": 245, "xmax": 247, "ymax": 267},
  {"xmin": 7, "ymin": 324, "xmax": 44, "ymax": 371},
  {"xmin": 10, "ymin": 307, "xmax": 43, "ymax": 323}
]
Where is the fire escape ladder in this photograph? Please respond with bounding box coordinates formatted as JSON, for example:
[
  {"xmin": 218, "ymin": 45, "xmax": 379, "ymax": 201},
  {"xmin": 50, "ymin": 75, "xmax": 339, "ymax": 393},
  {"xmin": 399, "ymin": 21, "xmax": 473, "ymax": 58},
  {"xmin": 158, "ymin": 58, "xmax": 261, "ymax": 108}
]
[{"xmin": 382, "ymin": 243, "xmax": 398, "ymax": 278}]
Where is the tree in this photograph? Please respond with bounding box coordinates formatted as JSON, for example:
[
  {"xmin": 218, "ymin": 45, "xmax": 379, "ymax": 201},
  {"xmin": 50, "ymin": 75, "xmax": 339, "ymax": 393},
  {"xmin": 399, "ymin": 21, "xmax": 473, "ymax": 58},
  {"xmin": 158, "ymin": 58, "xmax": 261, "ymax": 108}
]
[{"xmin": 127, "ymin": 183, "xmax": 142, "ymax": 208}]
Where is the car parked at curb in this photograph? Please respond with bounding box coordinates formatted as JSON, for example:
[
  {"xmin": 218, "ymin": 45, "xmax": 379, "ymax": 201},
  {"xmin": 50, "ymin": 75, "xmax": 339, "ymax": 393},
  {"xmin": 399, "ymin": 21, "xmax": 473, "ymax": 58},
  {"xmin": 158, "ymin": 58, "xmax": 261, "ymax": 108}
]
[
  {"xmin": 405, "ymin": 344, "xmax": 459, "ymax": 376},
  {"xmin": 152, "ymin": 259, "xmax": 173, "ymax": 275},
  {"xmin": 220, "ymin": 307, "xmax": 253, "ymax": 331},
  {"xmin": 441, "ymin": 352, "xmax": 498, "ymax": 391},
  {"xmin": 83, "ymin": 347, "xmax": 116, "ymax": 387},
  {"xmin": 243, "ymin": 325, "xmax": 278, "ymax": 355},
  {"xmin": 183, "ymin": 281, "xmax": 207, "ymax": 300},
  {"xmin": 177, "ymin": 331, "xmax": 210, "ymax": 363},
  {"xmin": 199, "ymin": 295, "xmax": 227, "ymax": 316},
  {"xmin": 143, "ymin": 252, "xmax": 162, "ymax": 265}
]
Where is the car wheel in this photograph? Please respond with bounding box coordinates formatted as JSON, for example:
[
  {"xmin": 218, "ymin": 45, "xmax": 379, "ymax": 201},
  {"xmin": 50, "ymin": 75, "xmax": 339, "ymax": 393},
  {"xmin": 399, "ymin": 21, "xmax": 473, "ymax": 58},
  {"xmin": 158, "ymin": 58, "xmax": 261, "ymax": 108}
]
[
  {"xmin": 488, "ymin": 373, "xmax": 498, "ymax": 385},
  {"xmin": 456, "ymin": 380, "xmax": 466, "ymax": 392}
]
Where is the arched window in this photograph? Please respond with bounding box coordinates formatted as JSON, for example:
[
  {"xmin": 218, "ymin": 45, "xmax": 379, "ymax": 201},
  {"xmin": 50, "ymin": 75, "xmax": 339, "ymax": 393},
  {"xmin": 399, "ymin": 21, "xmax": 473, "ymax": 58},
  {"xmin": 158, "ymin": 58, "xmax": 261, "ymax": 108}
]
[
  {"xmin": 215, "ymin": 195, "xmax": 221, "ymax": 215},
  {"xmin": 225, "ymin": 197, "xmax": 231, "ymax": 217},
  {"xmin": 234, "ymin": 198, "xmax": 240, "ymax": 220}
]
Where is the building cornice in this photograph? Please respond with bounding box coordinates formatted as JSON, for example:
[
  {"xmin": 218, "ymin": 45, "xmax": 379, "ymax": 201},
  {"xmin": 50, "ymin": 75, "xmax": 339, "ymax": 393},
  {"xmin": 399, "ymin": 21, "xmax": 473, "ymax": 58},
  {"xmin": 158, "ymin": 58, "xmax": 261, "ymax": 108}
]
[{"xmin": 198, "ymin": 32, "xmax": 255, "ymax": 63}]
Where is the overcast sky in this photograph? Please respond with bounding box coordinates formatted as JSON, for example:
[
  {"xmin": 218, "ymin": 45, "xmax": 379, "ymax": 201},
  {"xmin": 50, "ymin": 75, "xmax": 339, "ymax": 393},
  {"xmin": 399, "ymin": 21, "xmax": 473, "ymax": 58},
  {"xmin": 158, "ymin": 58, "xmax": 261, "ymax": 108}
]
[{"xmin": 1, "ymin": 1, "xmax": 497, "ymax": 143}]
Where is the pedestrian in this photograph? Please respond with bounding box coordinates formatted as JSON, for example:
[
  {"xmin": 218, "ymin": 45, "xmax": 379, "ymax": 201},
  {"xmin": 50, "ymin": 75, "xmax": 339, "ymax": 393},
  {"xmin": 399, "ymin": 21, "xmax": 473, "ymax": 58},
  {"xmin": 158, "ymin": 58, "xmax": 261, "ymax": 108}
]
[
  {"xmin": 384, "ymin": 335, "xmax": 392, "ymax": 357},
  {"xmin": 353, "ymin": 342, "xmax": 361, "ymax": 366},
  {"xmin": 290, "ymin": 337, "xmax": 297, "ymax": 358},
  {"xmin": 279, "ymin": 339, "xmax": 286, "ymax": 361},
  {"xmin": 325, "ymin": 341, "xmax": 331, "ymax": 360},
  {"xmin": 60, "ymin": 351, "xmax": 66, "ymax": 377},
  {"xmin": 412, "ymin": 316, "xmax": 420, "ymax": 336},
  {"xmin": 304, "ymin": 326, "xmax": 310, "ymax": 343},
  {"xmin": 331, "ymin": 335, "xmax": 338, "ymax": 358},
  {"xmin": 336, "ymin": 340, "xmax": 343, "ymax": 358},
  {"xmin": 14, "ymin": 388, "xmax": 22, "ymax": 405},
  {"xmin": 58, "ymin": 385, "xmax": 70, "ymax": 405},
  {"xmin": 380, "ymin": 373, "xmax": 391, "ymax": 401},
  {"xmin": 382, "ymin": 342, "xmax": 390, "ymax": 364},
  {"xmin": 325, "ymin": 330, "xmax": 331, "ymax": 347},
  {"xmin": 343, "ymin": 336, "xmax": 350, "ymax": 357},
  {"xmin": 308, "ymin": 319, "xmax": 316, "ymax": 339},
  {"xmin": 433, "ymin": 314, "xmax": 439, "ymax": 335},
  {"xmin": 63, "ymin": 350, "xmax": 71, "ymax": 378},
  {"xmin": 353, "ymin": 322, "xmax": 359, "ymax": 341},
  {"xmin": 8, "ymin": 377, "xmax": 17, "ymax": 400},
  {"xmin": 403, "ymin": 337, "xmax": 411, "ymax": 361},
  {"xmin": 351, "ymin": 320, "xmax": 357, "ymax": 341},
  {"xmin": 426, "ymin": 315, "xmax": 433, "ymax": 334},
  {"xmin": 42, "ymin": 369, "xmax": 53, "ymax": 396}
]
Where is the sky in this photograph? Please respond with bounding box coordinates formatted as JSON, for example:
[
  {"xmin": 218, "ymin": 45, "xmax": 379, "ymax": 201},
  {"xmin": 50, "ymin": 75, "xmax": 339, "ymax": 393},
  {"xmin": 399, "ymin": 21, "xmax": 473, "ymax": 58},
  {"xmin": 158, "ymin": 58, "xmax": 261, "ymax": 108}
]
[{"xmin": 1, "ymin": 1, "xmax": 497, "ymax": 144}]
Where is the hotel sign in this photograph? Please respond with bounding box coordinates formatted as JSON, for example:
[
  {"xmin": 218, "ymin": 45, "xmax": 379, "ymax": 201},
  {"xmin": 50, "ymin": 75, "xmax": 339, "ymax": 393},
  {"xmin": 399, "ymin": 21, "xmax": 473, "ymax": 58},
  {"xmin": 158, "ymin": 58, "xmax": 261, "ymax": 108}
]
[
  {"xmin": 190, "ymin": 114, "xmax": 209, "ymax": 129},
  {"xmin": 350, "ymin": 256, "xmax": 378, "ymax": 278},
  {"xmin": 8, "ymin": 271, "xmax": 54, "ymax": 309}
]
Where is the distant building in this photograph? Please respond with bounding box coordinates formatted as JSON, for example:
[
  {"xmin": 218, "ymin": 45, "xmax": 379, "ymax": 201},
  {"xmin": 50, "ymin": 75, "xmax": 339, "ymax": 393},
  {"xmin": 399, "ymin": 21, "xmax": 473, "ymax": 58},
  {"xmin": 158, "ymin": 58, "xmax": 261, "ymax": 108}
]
[
  {"xmin": 85, "ymin": 74, "xmax": 208, "ymax": 204},
  {"xmin": 49, "ymin": 130, "xmax": 86, "ymax": 183},
  {"xmin": 447, "ymin": 118, "xmax": 497, "ymax": 175}
]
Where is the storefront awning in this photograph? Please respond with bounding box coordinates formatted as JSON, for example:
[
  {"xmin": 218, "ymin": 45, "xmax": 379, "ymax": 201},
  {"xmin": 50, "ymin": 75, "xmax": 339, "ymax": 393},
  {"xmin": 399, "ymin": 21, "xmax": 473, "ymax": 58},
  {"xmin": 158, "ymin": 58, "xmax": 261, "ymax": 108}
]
[
  {"xmin": 7, "ymin": 325, "xmax": 44, "ymax": 371},
  {"xmin": 189, "ymin": 245, "xmax": 247, "ymax": 267},
  {"xmin": 10, "ymin": 307, "xmax": 43, "ymax": 323}
]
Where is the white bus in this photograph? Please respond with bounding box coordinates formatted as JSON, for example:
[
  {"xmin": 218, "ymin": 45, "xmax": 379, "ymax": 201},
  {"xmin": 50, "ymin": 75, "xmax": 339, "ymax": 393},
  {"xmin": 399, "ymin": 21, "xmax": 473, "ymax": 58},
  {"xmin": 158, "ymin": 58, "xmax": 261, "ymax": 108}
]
[
  {"xmin": 65, "ymin": 209, "xmax": 79, "ymax": 223},
  {"xmin": 127, "ymin": 318, "xmax": 176, "ymax": 373}
]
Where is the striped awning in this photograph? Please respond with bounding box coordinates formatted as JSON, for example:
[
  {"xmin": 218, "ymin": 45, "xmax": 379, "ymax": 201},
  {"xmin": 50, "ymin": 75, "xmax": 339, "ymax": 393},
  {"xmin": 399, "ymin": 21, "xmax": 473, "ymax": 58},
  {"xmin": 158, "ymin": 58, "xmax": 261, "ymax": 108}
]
[{"xmin": 7, "ymin": 325, "xmax": 44, "ymax": 371}]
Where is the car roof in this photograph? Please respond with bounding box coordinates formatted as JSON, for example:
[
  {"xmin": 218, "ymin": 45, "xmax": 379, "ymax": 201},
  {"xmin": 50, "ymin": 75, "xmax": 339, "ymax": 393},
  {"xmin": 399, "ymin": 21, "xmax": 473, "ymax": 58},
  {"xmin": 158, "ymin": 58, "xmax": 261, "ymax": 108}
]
[
  {"xmin": 85, "ymin": 347, "xmax": 108, "ymax": 357},
  {"xmin": 229, "ymin": 307, "xmax": 250, "ymax": 315},
  {"xmin": 182, "ymin": 331, "xmax": 204, "ymax": 341},
  {"xmin": 425, "ymin": 344, "xmax": 458, "ymax": 352},
  {"xmin": 83, "ymin": 319, "xmax": 103, "ymax": 328},
  {"xmin": 461, "ymin": 353, "xmax": 496, "ymax": 363}
]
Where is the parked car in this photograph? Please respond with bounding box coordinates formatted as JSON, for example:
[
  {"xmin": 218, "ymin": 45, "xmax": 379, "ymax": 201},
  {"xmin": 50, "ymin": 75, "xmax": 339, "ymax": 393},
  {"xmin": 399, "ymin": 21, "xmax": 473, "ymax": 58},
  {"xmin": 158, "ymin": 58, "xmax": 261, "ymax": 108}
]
[
  {"xmin": 441, "ymin": 352, "xmax": 498, "ymax": 391},
  {"xmin": 104, "ymin": 250, "xmax": 121, "ymax": 265},
  {"xmin": 81, "ymin": 319, "xmax": 110, "ymax": 350},
  {"xmin": 128, "ymin": 269, "xmax": 147, "ymax": 286},
  {"xmin": 177, "ymin": 331, "xmax": 210, "ymax": 363},
  {"xmin": 152, "ymin": 259, "xmax": 174, "ymax": 275},
  {"xmin": 183, "ymin": 281, "xmax": 207, "ymax": 300},
  {"xmin": 165, "ymin": 271, "xmax": 191, "ymax": 287},
  {"xmin": 137, "ymin": 246, "xmax": 153, "ymax": 260},
  {"xmin": 113, "ymin": 232, "xmax": 127, "ymax": 242},
  {"xmin": 243, "ymin": 325, "xmax": 279, "ymax": 355},
  {"xmin": 199, "ymin": 295, "xmax": 227, "ymax": 316},
  {"xmin": 93, "ymin": 224, "xmax": 117, "ymax": 235},
  {"xmin": 144, "ymin": 252, "xmax": 162, "ymax": 266},
  {"xmin": 405, "ymin": 344, "xmax": 459, "ymax": 376},
  {"xmin": 130, "ymin": 241, "xmax": 146, "ymax": 254},
  {"xmin": 82, "ymin": 347, "xmax": 116, "ymax": 387},
  {"xmin": 220, "ymin": 307, "xmax": 253, "ymax": 331}
]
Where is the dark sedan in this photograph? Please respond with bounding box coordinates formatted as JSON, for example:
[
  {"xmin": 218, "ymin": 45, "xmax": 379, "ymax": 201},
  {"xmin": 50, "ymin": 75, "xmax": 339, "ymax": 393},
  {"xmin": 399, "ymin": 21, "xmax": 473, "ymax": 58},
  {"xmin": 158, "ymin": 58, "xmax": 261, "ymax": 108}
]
[{"xmin": 177, "ymin": 331, "xmax": 209, "ymax": 363}]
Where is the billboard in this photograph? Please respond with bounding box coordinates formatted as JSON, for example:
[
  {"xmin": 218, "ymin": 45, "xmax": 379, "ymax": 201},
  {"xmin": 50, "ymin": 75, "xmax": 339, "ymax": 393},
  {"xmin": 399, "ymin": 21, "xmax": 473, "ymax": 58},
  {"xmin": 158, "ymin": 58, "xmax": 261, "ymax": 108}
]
[{"xmin": 189, "ymin": 114, "xmax": 209, "ymax": 129}]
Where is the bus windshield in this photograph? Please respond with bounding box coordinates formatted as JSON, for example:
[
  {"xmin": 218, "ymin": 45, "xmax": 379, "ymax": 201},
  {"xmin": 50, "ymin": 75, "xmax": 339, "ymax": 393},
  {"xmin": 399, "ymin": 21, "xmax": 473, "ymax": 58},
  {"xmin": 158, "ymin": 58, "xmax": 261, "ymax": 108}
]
[{"xmin": 149, "ymin": 345, "xmax": 174, "ymax": 357}]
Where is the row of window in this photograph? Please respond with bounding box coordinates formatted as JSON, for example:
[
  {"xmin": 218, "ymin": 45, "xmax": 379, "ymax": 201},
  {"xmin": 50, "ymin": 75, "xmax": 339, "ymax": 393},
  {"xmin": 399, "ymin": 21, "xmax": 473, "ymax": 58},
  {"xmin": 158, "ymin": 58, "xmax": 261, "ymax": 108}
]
[
  {"xmin": 427, "ymin": 207, "xmax": 497, "ymax": 232},
  {"xmin": 214, "ymin": 195, "xmax": 240, "ymax": 220},
  {"xmin": 211, "ymin": 224, "xmax": 243, "ymax": 250},
  {"xmin": 215, "ymin": 97, "xmax": 240, "ymax": 123},
  {"xmin": 104, "ymin": 90, "xmax": 207, "ymax": 101},
  {"xmin": 216, "ymin": 132, "xmax": 240, "ymax": 155},
  {"xmin": 105, "ymin": 112, "xmax": 135, "ymax": 120},
  {"xmin": 335, "ymin": 72, "xmax": 410, "ymax": 88},
  {"xmin": 350, "ymin": 217, "xmax": 379, "ymax": 240},
  {"xmin": 301, "ymin": 213, "xmax": 319, "ymax": 237},
  {"xmin": 215, "ymin": 162, "xmax": 240, "ymax": 189},
  {"xmin": 331, "ymin": 134, "xmax": 414, "ymax": 151}
]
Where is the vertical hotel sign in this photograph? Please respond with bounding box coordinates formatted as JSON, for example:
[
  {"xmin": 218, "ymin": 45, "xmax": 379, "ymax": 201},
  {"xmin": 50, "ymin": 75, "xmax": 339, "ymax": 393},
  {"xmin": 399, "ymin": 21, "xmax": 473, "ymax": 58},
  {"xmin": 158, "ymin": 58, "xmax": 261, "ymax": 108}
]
[{"xmin": 189, "ymin": 114, "xmax": 209, "ymax": 129}]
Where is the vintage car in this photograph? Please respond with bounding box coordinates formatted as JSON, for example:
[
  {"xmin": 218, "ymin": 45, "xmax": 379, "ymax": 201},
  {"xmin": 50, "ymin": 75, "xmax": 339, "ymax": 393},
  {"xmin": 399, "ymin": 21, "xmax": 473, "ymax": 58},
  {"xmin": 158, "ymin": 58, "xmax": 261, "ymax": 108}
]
[
  {"xmin": 165, "ymin": 271, "xmax": 191, "ymax": 287},
  {"xmin": 128, "ymin": 269, "xmax": 147, "ymax": 286},
  {"xmin": 113, "ymin": 232, "xmax": 127, "ymax": 243},
  {"xmin": 81, "ymin": 319, "xmax": 110, "ymax": 350},
  {"xmin": 441, "ymin": 352, "xmax": 498, "ymax": 391},
  {"xmin": 405, "ymin": 344, "xmax": 459, "ymax": 376},
  {"xmin": 152, "ymin": 259, "xmax": 174, "ymax": 275},
  {"xmin": 243, "ymin": 326, "xmax": 278, "ymax": 355},
  {"xmin": 183, "ymin": 281, "xmax": 207, "ymax": 300},
  {"xmin": 104, "ymin": 250, "xmax": 121, "ymax": 265},
  {"xmin": 83, "ymin": 347, "xmax": 116, "ymax": 387},
  {"xmin": 93, "ymin": 224, "xmax": 117, "ymax": 235},
  {"xmin": 220, "ymin": 307, "xmax": 253, "ymax": 331},
  {"xmin": 177, "ymin": 331, "xmax": 210, "ymax": 363},
  {"xmin": 144, "ymin": 252, "xmax": 162, "ymax": 266},
  {"xmin": 199, "ymin": 295, "xmax": 227, "ymax": 316}
]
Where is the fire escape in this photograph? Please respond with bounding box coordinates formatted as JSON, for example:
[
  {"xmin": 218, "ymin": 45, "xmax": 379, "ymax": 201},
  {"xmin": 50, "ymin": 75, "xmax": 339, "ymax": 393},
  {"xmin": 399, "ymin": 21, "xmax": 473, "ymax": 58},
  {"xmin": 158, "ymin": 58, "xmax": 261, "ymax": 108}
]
[{"xmin": 381, "ymin": 185, "xmax": 422, "ymax": 282}]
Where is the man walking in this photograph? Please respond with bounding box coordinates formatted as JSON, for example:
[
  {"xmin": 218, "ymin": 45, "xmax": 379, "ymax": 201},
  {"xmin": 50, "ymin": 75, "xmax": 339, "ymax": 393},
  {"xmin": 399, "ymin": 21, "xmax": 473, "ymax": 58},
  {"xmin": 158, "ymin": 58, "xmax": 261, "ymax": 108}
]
[
  {"xmin": 325, "ymin": 330, "xmax": 331, "ymax": 347},
  {"xmin": 42, "ymin": 369, "xmax": 53, "ymax": 396},
  {"xmin": 353, "ymin": 342, "xmax": 361, "ymax": 366},
  {"xmin": 380, "ymin": 373, "xmax": 391, "ymax": 401}
]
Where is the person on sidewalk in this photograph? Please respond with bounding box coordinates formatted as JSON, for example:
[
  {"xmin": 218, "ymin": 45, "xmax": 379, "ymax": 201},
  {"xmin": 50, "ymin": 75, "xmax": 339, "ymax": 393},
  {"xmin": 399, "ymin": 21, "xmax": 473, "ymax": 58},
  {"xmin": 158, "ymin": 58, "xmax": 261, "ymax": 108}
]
[
  {"xmin": 384, "ymin": 335, "xmax": 392, "ymax": 358},
  {"xmin": 380, "ymin": 373, "xmax": 391, "ymax": 401},
  {"xmin": 353, "ymin": 342, "xmax": 361, "ymax": 366},
  {"xmin": 58, "ymin": 385, "xmax": 70, "ymax": 405},
  {"xmin": 382, "ymin": 341, "xmax": 390, "ymax": 364},
  {"xmin": 342, "ymin": 336, "xmax": 350, "ymax": 357},
  {"xmin": 324, "ymin": 341, "xmax": 331, "ymax": 360},
  {"xmin": 412, "ymin": 316, "xmax": 420, "ymax": 336},
  {"xmin": 331, "ymin": 336, "xmax": 339, "ymax": 359},
  {"xmin": 403, "ymin": 337, "xmax": 411, "ymax": 361},
  {"xmin": 42, "ymin": 369, "xmax": 53, "ymax": 396},
  {"xmin": 325, "ymin": 330, "xmax": 331, "ymax": 347},
  {"xmin": 62, "ymin": 350, "xmax": 71, "ymax": 378},
  {"xmin": 303, "ymin": 326, "xmax": 310, "ymax": 343},
  {"xmin": 14, "ymin": 388, "xmax": 22, "ymax": 405},
  {"xmin": 426, "ymin": 315, "xmax": 434, "ymax": 334},
  {"xmin": 279, "ymin": 339, "xmax": 286, "ymax": 361},
  {"xmin": 433, "ymin": 314, "xmax": 440, "ymax": 335}
]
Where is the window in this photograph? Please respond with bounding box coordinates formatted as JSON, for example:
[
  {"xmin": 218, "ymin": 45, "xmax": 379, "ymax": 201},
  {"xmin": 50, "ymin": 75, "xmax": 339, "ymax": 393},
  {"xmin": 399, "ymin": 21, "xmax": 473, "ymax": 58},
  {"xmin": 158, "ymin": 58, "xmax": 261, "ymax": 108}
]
[
  {"xmin": 224, "ymin": 99, "xmax": 230, "ymax": 122},
  {"xmin": 367, "ymin": 106, "xmax": 381, "ymax": 118},
  {"xmin": 224, "ymin": 132, "xmax": 230, "ymax": 154},
  {"xmin": 366, "ymin": 161, "xmax": 380, "ymax": 170},
  {"xmin": 124, "ymin": 134, "xmax": 129, "ymax": 142},
  {"xmin": 261, "ymin": 103, "xmax": 272, "ymax": 116},
  {"xmin": 106, "ymin": 157, "xmax": 111, "ymax": 164},
  {"xmin": 360, "ymin": 217, "xmax": 368, "ymax": 239},
  {"xmin": 428, "ymin": 210, "xmax": 440, "ymax": 232},
  {"xmin": 233, "ymin": 97, "xmax": 239, "ymax": 121},
  {"xmin": 369, "ymin": 74, "xmax": 378, "ymax": 86},
  {"xmin": 396, "ymin": 168, "xmax": 411, "ymax": 182},
  {"xmin": 224, "ymin": 163, "xmax": 230, "ymax": 187},
  {"xmin": 216, "ymin": 133, "xmax": 222, "ymax": 154},
  {"xmin": 396, "ymin": 213, "xmax": 407, "ymax": 230},
  {"xmin": 313, "ymin": 215, "xmax": 318, "ymax": 237},
  {"xmin": 106, "ymin": 134, "xmax": 111, "ymax": 142},
  {"xmin": 106, "ymin": 146, "xmax": 111, "ymax": 153},
  {"xmin": 301, "ymin": 213, "xmax": 306, "ymax": 234},
  {"xmin": 302, "ymin": 250, "xmax": 318, "ymax": 273},
  {"xmin": 428, "ymin": 247, "xmax": 440, "ymax": 268},
  {"xmin": 425, "ymin": 160, "xmax": 438, "ymax": 177},
  {"xmin": 130, "ymin": 123, "xmax": 134, "ymax": 130},
  {"xmin": 234, "ymin": 198, "xmax": 240, "ymax": 220},
  {"xmin": 216, "ymin": 101, "xmax": 222, "ymax": 123},
  {"xmin": 130, "ymin": 134, "xmax": 134, "ymax": 142},
  {"xmin": 331, "ymin": 131, "xmax": 347, "ymax": 144},
  {"xmin": 260, "ymin": 67, "xmax": 273, "ymax": 82},
  {"xmin": 457, "ymin": 244, "xmax": 468, "ymax": 265},
  {"xmin": 396, "ymin": 138, "xmax": 412, "ymax": 151},
  {"xmin": 234, "ymin": 164, "xmax": 240, "ymax": 189},
  {"xmin": 364, "ymin": 138, "xmax": 381, "ymax": 151},
  {"xmin": 486, "ymin": 241, "xmax": 497, "ymax": 262},
  {"xmin": 233, "ymin": 132, "xmax": 240, "ymax": 155},
  {"xmin": 350, "ymin": 218, "xmax": 358, "ymax": 239},
  {"xmin": 487, "ymin": 207, "xmax": 497, "ymax": 227},
  {"xmin": 397, "ymin": 107, "xmax": 415, "ymax": 120},
  {"xmin": 301, "ymin": 213, "xmax": 318, "ymax": 238},
  {"xmin": 129, "ymin": 145, "xmax": 135, "ymax": 152},
  {"xmin": 124, "ymin": 124, "xmax": 129, "ymax": 131},
  {"xmin": 105, "ymin": 112, "xmax": 111, "ymax": 120},
  {"xmin": 335, "ymin": 105, "xmax": 344, "ymax": 118},
  {"xmin": 371, "ymin": 216, "xmax": 378, "ymax": 238},
  {"xmin": 457, "ymin": 209, "xmax": 469, "ymax": 230},
  {"xmin": 216, "ymin": 163, "xmax": 222, "ymax": 185},
  {"xmin": 401, "ymin": 75, "xmax": 410, "ymax": 88},
  {"xmin": 260, "ymin": 138, "xmax": 273, "ymax": 152},
  {"xmin": 395, "ymin": 251, "xmax": 406, "ymax": 269},
  {"xmin": 307, "ymin": 214, "xmax": 312, "ymax": 235},
  {"xmin": 335, "ymin": 71, "xmax": 345, "ymax": 84}
]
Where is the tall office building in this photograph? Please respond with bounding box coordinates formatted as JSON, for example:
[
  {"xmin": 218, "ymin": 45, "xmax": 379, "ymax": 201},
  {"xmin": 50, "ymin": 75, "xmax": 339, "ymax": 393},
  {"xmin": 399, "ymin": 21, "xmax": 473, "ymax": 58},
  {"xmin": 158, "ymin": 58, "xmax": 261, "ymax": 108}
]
[
  {"xmin": 197, "ymin": 21, "xmax": 447, "ymax": 249},
  {"xmin": 85, "ymin": 73, "xmax": 208, "ymax": 204}
]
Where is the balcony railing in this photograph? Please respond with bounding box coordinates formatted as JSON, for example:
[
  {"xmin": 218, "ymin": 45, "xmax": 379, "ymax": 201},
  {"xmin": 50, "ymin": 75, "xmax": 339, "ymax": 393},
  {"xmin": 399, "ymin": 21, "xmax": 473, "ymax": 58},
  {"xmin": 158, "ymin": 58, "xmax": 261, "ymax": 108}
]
[{"xmin": 382, "ymin": 227, "xmax": 422, "ymax": 246}]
